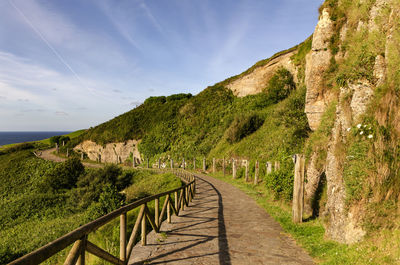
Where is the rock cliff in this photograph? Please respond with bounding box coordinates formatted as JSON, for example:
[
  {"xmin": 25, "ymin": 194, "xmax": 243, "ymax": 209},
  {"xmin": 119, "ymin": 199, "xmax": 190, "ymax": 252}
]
[{"xmin": 74, "ymin": 140, "xmax": 141, "ymax": 165}]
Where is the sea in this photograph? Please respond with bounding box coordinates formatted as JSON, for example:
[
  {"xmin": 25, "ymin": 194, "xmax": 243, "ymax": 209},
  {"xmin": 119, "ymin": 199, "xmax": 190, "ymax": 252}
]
[{"xmin": 0, "ymin": 131, "xmax": 72, "ymax": 146}]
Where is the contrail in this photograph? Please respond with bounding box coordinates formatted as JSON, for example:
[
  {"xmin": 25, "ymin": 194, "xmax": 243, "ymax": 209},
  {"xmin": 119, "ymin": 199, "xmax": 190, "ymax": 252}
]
[{"xmin": 7, "ymin": 0, "xmax": 96, "ymax": 95}]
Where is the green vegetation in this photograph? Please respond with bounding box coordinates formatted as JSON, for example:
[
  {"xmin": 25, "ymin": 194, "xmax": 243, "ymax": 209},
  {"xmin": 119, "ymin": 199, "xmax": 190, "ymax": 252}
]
[
  {"xmin": 211, "ymin": 172, "xmax": 400, "ymax": 264},
  {"xmin": 0, "ymin": 148, "xmax": 181, "ymax": 264}
]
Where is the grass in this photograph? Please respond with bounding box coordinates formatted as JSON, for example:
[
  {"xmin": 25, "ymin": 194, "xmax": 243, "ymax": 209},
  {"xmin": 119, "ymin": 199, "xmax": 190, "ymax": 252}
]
[{"xmin": 209, "ymin": 171, "xmax": 400, "ymax": 264}]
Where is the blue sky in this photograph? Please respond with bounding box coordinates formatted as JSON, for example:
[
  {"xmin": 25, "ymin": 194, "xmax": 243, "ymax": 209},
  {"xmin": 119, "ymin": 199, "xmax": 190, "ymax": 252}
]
[{"xmin": 0, "ymin": 0, "xmax": 323, "ymax": 131}]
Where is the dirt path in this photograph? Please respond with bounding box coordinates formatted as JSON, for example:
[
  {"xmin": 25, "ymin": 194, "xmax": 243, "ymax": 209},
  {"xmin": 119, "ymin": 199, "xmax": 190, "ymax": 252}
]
[
  {"xmin": 37, "ymin": 148, "xmax": 103, "ymax": 168},
  {"xmin": 129, "ymin": 173, "xmax": 314, "ymax": 265}
]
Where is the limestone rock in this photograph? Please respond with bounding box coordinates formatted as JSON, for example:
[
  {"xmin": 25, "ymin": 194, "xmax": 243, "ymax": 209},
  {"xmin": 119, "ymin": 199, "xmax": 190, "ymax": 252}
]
[
  {"xmin": 74, "ymin": 140, "xmax": 141, "ymax": 164},
  {"xmin": 304, "ymin": 152, "xmax": 324, "ymax": 216},
  {"xmin": 305, "ymin": 8, "xmax": 334, "ymax": 131},
  {"xmin": 225, "ymin": 50, "xmax": 297, "ymax": 97}
]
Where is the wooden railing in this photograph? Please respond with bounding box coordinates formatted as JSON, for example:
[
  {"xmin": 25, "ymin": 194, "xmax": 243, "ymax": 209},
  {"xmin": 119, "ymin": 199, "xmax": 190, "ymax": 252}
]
[{"xmin": 9, "ymin": 169, "xmax": 196, "ymax": 265}]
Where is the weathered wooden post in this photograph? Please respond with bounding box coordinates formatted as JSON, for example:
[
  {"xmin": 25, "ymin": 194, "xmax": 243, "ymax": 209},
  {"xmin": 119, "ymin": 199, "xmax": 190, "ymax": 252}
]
[
  {"xmin": 193, "ymin": 158, "xmax": 196, "ymax": 170},
  {"xmin": 213, "ymin": 158, "xmax": 216, "ymax": 173},
  {"xmin": 254, "ymin": 160, "xmax": 259, "ymax": 184},
  {"xmin": 245, "ymin": 160, "xmax": 249, "ymax": 182},
  {"xmin": 292, "ymin": 154, "xmax": 305, "ymax": 223},
  {"xmin": 66, "ymin": 148, "xmax": 69, "ymax": 158},
  {"xmin": 223, "ymin": 158, "xmax": 225, "ymax": 176},
  {"xmin": 203, "ymin": 157, "xmax": 206, "ymax": 171},
  {"xmin": 155, "ymin": 198, "xmax": 159, "ymax": 228},
  {"xmin": 158, "ymin": 158, "xmax": 161, "ymax": 169},
  {"xmin": 120, "ymin": 213, "xmax": 127, "ymax": 262},
  {"xmin": 183, "ymin": 158, "xmax": 185, "ymax": 169},
  {"xmin": 170, "ymin": 159, "xmax": 173, "ymax": 169},
  {"xmin": 266, "ymin": 162, "xmax": 272, "ymax": 174},
  {"xmin": 141, "ymin": 214, "xmax": 147, "ymax": 246},
  {"xmin": 147, "ymin": 158, "xmax": 149, "ymax": 168},
  {"xmin": 62, "ymin": 141, "xmax": 65, "ymax": 146},
  {"xmin": 55, "ymin": 143, "xmax": 59, "ymax": 154},
  {"xmin": 275, "ymin": 161, "xmax": 281, "ymax": 171},
  {"xmin": 232, "ymin": 159, "xmax": 237, "ymax": 179}
]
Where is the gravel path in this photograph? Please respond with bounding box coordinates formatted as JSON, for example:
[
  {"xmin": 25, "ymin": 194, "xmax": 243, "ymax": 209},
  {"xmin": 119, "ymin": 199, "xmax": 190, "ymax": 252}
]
[
  {"xmin": 37, "ymin": 148, "xmax": 103, "ymax": 168},
  {"xmin": 129, "ymin": 173, "xmax": 315, "ymax": 265}
]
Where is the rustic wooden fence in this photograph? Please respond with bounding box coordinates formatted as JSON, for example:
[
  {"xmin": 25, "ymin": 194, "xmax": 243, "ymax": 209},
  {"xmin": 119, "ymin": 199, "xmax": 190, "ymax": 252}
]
[{"xmin": 9, "ymin": 170, "xmax": 196, "ymax": 265}]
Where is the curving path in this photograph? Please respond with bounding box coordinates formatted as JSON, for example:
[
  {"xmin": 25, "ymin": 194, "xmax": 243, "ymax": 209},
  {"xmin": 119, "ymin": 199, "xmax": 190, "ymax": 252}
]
[
  {"xmin": 37, "ymin": 148, "xmax": 103, "ymax": 168},
  {"xmin": 129, "ymin": 173, "xmax": 314, "ymax": 265}
]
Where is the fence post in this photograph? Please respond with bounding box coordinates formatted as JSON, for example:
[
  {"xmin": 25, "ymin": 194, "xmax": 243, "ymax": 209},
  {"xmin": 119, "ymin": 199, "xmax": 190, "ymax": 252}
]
[
  {"xmin": 292, "ymin": 154, "xmax": 305, "ymax": 223},
  {"xmin": 55, "ymin": 143, "xmax": 59, "ymax": 153},
  {"xmin": 254, "ymin": 160, "xmax": 259, "ymax": 185},
  {"xmin": 170, "ymin": 159, "xmax": 173, "ymax": 169},
  {"xmin": 232, "ymin": 159, "xmax": 237, "ymax": 179},
  {"xmin": 76, "ymin": 235, "xmax": 87, "ymax": 265},
  {"xmin": 81, "ymin": 152, "xmax": 84, "ymax": 160},
  {"xmin": 245, "ymin": 160, "xmax": 249, "ymax": 182},
  {"xmin": 141, "ymin": 211, "xmax": 147, "ymax": 246},
  {"xmin": 167, "ymin": 200, "xmax": 171, "ymax": 223},
  {"xmin": 213, "ymin": 158, "xmax": 216, "ymax": 173},
  {"xmin": 158, "ymin": 158, "xmax": 161, "ymax": 169},
  {"xmin": 183, "ymin": 158, "xmax": 185, "ymax": 169},
  {"xmin": 203, "ymin": 157, "xmax": 206, "ymax": 171},
  {"xmin": 120, "ymin": 213, "xmax": 127, "ymax": 262},
  {"xmin": 275, "ymin": 161, "xmax": 280, "ymax": 171},
  {"xmin": 193, "ymin": 158, "xmax": 196, "ymax": 170},
  {"xmin": 66, "ymin": 148, "xmax": 69, "ymax": 158},
  {"xmin": 223, "ymin": 158, "xmax": 225, "ymax": 176},
  {"xmin": 175, "ymin": 191, "xmax": 178, "ymax": 214},
  {"xmin": 266, "ymin": 162, "xmax": 272, "ymax": 174},
  {"xmin": 147, "ymin": 158, "xmax": 149, "ymax": 168},
  {"xmin": 155, "ymin": 198, "xmax": 159, "ymax": 229}
]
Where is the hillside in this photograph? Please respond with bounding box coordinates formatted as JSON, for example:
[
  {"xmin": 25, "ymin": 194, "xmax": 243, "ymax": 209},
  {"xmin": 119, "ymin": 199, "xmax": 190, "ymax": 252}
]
[{"xmin": 65, "ymin": 0, "xmax": 400, "ymax": 250}]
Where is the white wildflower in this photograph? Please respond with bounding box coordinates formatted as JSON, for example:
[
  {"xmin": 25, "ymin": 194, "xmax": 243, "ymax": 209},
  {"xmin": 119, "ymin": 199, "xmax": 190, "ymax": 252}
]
[
  {"xmin": 360, "ymin": 131, "xmax": 364, "ymax": 135},
  {"xmin": 357, "ymin": 124, "xmax": 362, "ymax": 128},
  {"xmin": 363, "ymin": 125, "xmax": 367, "ymax": 128},
  {"xmin": 347, "ymin": 128, "xmax": 351, "ymax": 132},
  {"xmin": 368, "ymin": 134, "xmax": 373, "ymax": 139}
]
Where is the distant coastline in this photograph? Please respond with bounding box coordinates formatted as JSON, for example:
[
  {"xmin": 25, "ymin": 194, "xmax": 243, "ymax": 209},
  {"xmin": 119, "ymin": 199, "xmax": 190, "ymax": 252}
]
[{"xmin": 0, "ymin": 131, "xmax": 72, "ymax": 146}]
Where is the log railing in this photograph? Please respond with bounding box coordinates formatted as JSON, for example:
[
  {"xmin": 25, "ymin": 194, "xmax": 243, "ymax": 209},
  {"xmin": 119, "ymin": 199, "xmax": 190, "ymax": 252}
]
[{"xmin": 8, "ymin": 169, "xmax": 196, "ymax": 265}]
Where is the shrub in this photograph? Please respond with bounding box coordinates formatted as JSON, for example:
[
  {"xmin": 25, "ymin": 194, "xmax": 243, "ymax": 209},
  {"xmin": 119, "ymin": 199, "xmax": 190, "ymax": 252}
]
[
  {"xmin": 41, "ymin": 158, "xmax": 84, "ymax": 191},
  {"xmin": 264, "ymin": 68, "xmax": 296, "ymax": 103},
  {"xmin": 226, "ymin": 114, "xmax": 264, "ymax": 144}
]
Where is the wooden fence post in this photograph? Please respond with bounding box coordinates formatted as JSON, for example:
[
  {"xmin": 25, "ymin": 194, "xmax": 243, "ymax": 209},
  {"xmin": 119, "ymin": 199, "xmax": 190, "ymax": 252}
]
[
  {"xmin": 254, "ymin": 160, "xmax": 259, "ymax": 185},
  {"xmin": 120, "ymin": 213, "xmax": 127, "ymax": 262},
  {"xmin": 183, "ymin": 158, "xmax": 185, "ymax": 169},
  {"xmin": 232, "ymin": 159, "xmax": 237, "ymax": 179},
  {"xmin": 203, "ymin": 157, "xmax": 206, "ymax": 171},
  {"xmin": 55, "ymin": 143, "xmax": 59, "ymax": 153},
  {"xmin": 147, "ymin": 158, "xmax": 149, "ymax": 168},
  {"xmin": 245, "ymin": 160, "xmax": 249, "ymax": 182},
  {"xmin": 213, "ymin": 158, "xmax": 216, "ymax": 173},
  {"xmin": 275, "ymin": 161, "xmax": 280, "ymax": 171},
  {"xmin": 292, "ymin": 154, "xmax": 305, "ymax": 223},
  {"xmin": 193, "ymin": 158, "xmax": 196, "ymax": 170},
  {"xmin": 141, "ymin": 213, "xmax": 147, "ymax": 246},
  {"xmin": 66, "ymin": 148, "xmax": 69, "ymax": 158},
  {"xmin": 223, "ymin": 158, "xmax": 225, "ymax": 176},
  {"xmin": 266, "ymin": 162, "xmax": 272, "ymax": 174},
  {"xmin": 170, "ymin": 159, "xmax": 173, "ymax": 169}
]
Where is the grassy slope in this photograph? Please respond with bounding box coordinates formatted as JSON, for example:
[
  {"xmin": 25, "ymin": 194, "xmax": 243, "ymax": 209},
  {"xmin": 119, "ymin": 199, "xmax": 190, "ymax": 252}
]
[{"xmin": 0, "ymin": 149, "xmax": 181, "ymax": 264}]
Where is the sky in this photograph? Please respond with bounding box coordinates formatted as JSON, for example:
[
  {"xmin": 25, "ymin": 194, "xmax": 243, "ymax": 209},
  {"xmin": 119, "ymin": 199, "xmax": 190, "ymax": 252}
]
[{"xmin": 0, "ymin": 0, "xmax": 324, "ymax": 131}]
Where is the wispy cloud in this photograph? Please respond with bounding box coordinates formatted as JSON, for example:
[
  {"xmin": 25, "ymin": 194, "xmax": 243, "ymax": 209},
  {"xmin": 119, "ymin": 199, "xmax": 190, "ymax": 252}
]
[{"xmin": 55, "ymin": 111, "xmax": 68, "ymax": 116}]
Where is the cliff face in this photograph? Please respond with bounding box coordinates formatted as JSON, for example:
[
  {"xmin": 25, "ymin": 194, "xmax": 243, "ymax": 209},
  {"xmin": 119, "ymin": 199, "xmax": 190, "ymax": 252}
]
[
  {"xmin": 224, "ymin": 50, "xmax": 298, "ymax": 97},
  {"xmin": 74, "ymin": 140, "xmax": 141, "ymax": 165}
]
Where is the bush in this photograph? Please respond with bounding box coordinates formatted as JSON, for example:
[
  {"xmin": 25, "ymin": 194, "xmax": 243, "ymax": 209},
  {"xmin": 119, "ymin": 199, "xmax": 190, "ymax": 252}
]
[
  {"xmin": 42, "ymin": 158, "xmax": 84, "ymax": 191},
  {"xmin": 226, "ymin": 114, "xmax": 264, "ymax": 144},
  {"xmin": 264, "ymin": 68, "xmax": 296, "ymax": 103}
]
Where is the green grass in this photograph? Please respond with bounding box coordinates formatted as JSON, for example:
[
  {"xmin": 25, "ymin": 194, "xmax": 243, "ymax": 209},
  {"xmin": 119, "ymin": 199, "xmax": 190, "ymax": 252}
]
[{"xmin": 209, "ymin": 172, "xmax": 400, "ymax": 264}]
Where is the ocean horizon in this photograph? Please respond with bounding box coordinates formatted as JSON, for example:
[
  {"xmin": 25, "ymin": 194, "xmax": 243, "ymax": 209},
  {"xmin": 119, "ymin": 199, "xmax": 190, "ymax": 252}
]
[{"xmin": 0, "ymin": 131, "xmax": 72, "ymax": 146}]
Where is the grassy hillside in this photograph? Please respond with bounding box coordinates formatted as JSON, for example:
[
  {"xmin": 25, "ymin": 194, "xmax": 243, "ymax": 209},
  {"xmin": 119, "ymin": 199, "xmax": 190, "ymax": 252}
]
[{"xmin": 0, "ymin": 148, "xmax": 181, "ymax": 264}]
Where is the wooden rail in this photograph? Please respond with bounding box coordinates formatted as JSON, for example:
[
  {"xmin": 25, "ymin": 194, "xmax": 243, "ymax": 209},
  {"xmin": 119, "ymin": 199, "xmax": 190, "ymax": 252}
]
[{"xmin": 8, "ymin": 169, "xmax": 196, "ymax": 265}]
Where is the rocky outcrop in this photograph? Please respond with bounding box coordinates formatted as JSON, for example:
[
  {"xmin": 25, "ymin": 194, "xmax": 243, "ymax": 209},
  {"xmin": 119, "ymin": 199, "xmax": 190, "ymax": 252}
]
[
  {"xmin": 225, "ymin": 50, "xmax": 297, "ymax": 97},
  {"xmin": 74, "ymin": 140, "xmax": 141, "ymax": 164},
  {"xmin": 304, "ymin": 8, "xmax": 335, "ymax": 131}
]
